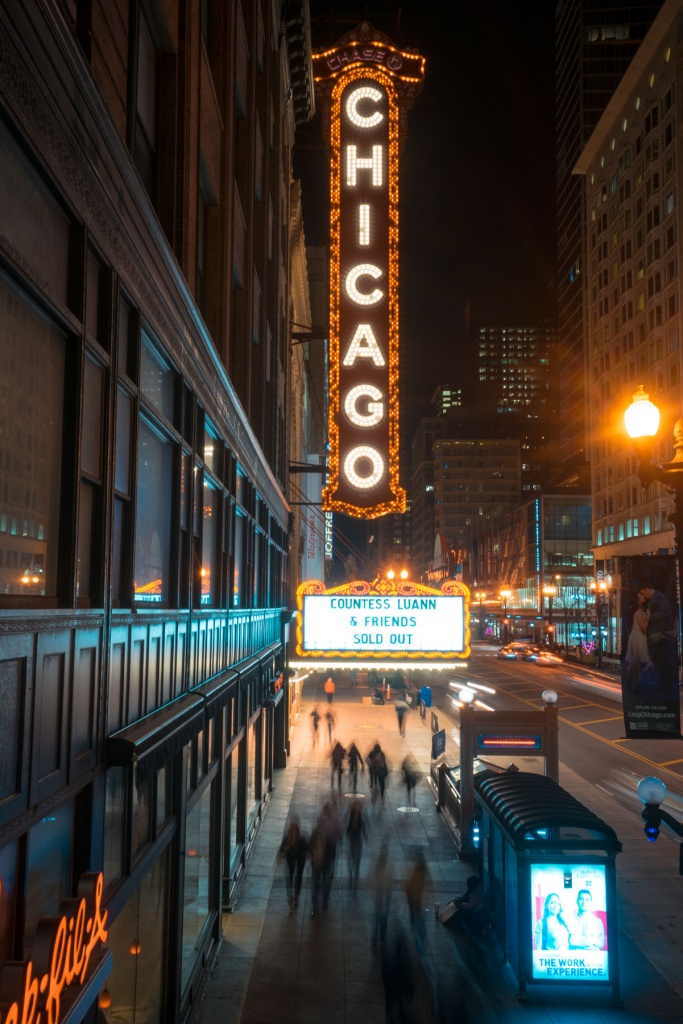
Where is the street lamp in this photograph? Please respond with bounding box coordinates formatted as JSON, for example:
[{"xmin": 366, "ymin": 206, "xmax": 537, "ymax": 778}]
[
  {"xmin": 624, "ymin": 385, "xmax": 683, "ymax": 565},
  {"xmin": 637, "ymin": 775, "xmax": 683, "ymax": 874},
  {"xmin": 542, "ymin": 584, "xmax": 556, "ymax": 648},
  {"xmin": 589, "ymin": 580, "xmax": 608, "ymax": 669},
  {"xmin": 474, "ymin": 590, "xmax": 487, "ymax": 641},
  {"xmin": 499, "ymin": 588, "xmax": 512, "ymax": 644}
]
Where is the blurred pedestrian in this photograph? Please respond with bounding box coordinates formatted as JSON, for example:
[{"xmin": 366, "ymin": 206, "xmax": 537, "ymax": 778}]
[
  {"xmin": 406, "ymin": 852, "xmax": 429, "ymax": 946},
  {"xmin": 401, "ymin": 753, "xmax": 421, "ymax": 806},
  {"xmin": 344, "ymin": 798, "xmax": 368, "ymax": 891},
  {"xmin": 366, "ymin": 741, "xmax": 381, "ymax": 788},
  {"xmin": 396, "ymin": 702, "xmax": 407, "ymax": 737},
  {"xmin": 279, "ymin": 817, "xmax": 308, "ymax": 912},
  {"xmin": 381, "ymin": 927, "xmax": 417, "ymax": 1024},
  {"xmin": 347, "ymin": 741, "xmax": 364, "ymax": 793},
  {"xmin": 371, "ymin": 840, "xmax": 394, "ymax": 950},
  {"xmin": 325, "ymin": 708, "xmax": 336, "ymax": 745},
  {"xmin": 310, "ymin": 706, "xmax": 321, "ymax": 747},
  {"xmin": 374, "ymin": 749, "xmax": 389, "ymax": 802},
  {"xmin": 310, "ymin": 798, "xmax": 342, "ymax": 915},
  {"xmin": 331, "ymin": 741, "xmax": 346, "ymax": 791},
  {"xmin": 324, "ymin": 675, "xmax": 336, "ymax": 704}
]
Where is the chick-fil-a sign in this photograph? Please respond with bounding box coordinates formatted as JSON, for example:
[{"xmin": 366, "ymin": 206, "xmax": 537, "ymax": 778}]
[{"xmin": 0, "ymin": 872, "xmax": 108, "ymax": 1024}]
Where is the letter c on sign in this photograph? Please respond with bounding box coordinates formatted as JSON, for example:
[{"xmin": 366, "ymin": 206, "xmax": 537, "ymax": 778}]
[
  {"xmin": 345, "ymin": 264, "xmax": 383, "ymax": 306},
  {"xmin": 344, "ymin": 384, "xmax": 384, "ymax": 426},
  {"xmin": 343, "ymin": 446, "xmax": 384, "ymax": 489},
  {"xmin": 345, "ymin": 86, "xmax": 384, "ymax": 128}
]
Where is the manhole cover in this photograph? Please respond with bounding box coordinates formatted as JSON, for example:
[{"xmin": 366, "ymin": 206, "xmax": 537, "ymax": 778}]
[
  {"xmin": 397, "ymin": 806, "xmax": 420, "ymax": 813},
  {"xmin": 343, "ymin": 792, "xmax": 366, "ymax": 799}
]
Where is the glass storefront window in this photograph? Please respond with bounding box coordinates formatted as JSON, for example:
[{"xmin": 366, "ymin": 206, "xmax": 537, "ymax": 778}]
[
  {"xmin": 104, "ymin": 766, "xmax": 126, "ymax": 888},
  {"xmin": 0, "ymin": 279, "xmax": 65, "ymax": 597},
  {"xmin": 102, "ymin": 848, "xmax": 168, "ymax": 1024},
  {"xmin": 181, "ymin": 783, "xmax": 213, "ymax": 992},
  {"xmin": 24, "ymin": 801, "xmax": 74, "ymax": 948},
  {"xmin": 132, "ymin": 770, "xmax": 153, "ymax": 861},
  {"xmin": 134, "ymin": 417, "xmax": 172, "ymax": 604},
  {"xmin": 0, "ymin": 842, "xmax": 17, "ymax": 963},
  {"xmin": 233, "ymin": 511, "xmax": 243, "ymax": 607},
  {"xmin": 228, "ymin": 749, "xmax": 239, "ymax": 871}
]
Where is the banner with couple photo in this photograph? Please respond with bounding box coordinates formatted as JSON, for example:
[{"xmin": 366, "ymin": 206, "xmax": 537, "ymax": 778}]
[{"xmin": 620, "ymin": 555, "xmax": 681, "ymax": 738}]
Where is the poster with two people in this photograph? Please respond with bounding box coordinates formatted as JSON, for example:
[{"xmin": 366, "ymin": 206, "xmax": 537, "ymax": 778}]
[
  {"xmin": 620, "ymin": 555, "xmax": 681, "ymax": 738},
  {"xmin": 531, "ymin": 863, "xmax": 609, "ymax": 983}
]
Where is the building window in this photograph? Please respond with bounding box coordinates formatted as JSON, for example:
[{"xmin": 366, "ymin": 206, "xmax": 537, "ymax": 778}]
[
  {"xmin": 134, "ymin": 417, "xmax": 173, "ymax": 604},
  {"xmin": 132, "ymin": 10, "xmax": 158, "ymax": 196},
  {"xmin": 0, "ymin": 279, "xmax": 65, "ymax": 600}
]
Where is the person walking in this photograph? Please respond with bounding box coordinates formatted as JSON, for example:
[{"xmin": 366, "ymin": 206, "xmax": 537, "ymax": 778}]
[
  {"xmin": 376, "ymin": 748, "xmax": 389, "ymax": 807},
  {"xmin": 347, "ymin": 741, "xmax": 364, "ymax": 793},
  {"xmin": 405, "ymin": 852, "xmax": 429, "ymax": 947},
  {"xmin": 395, "ymin": 702, "xmax": 407, "ymax": 737},
  {"xmin": 324, "ymin": 675, "xmax": 336, "ymax": 704},
  {"xmin": 401, "ymin": 753, "xmax": 420, "ymax": 806},
  {"xmin": 330, "ymin": 740, "xmax": 346, "ymax": 791},
  {"xmin": 371, "ymin": 840, "xmax": 394, "ymax": 950},
  {"xmin": 325, "ymin": 708, "xmax": 336, "ymax": 745},
  {"xmin": 310, "ymin": 706, "xmax": 321, "ymax": 747},
  {"xmin": 279, "ymin": 817, "xmax": 308, "ymax": 912},
  {"xmin": 344, "ymin": 798, "xmax": 368, "ymax": 892},
  {"xmin": 366, "ymin": 741, "xmax": 381, "ymax": 788},
  {"xmin": 309, "ymin": 798, "xmax": 342, "ymax": 915}
]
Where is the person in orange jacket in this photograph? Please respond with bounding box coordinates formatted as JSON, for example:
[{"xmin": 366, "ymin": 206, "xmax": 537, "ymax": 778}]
[{"xmin": 324, "ymin": 675, "xmax": 335, "ymax": 704}]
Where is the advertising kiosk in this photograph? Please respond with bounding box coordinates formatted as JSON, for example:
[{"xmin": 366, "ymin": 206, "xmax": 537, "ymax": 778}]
[{"xmin": 473, "ymin": 772, "xmax": 622, "ymax": 1004}]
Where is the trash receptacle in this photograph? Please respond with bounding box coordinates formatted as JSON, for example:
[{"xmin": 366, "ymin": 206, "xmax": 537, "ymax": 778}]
[{"xmin": 419, "ymin": 686, "xmax": 432, "ymax": 707}]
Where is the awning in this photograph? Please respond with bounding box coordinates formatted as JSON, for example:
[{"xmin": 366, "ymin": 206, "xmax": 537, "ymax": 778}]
[{"xmin": 107, "ymin": 694, "xmax": 205, "ymax": 783}]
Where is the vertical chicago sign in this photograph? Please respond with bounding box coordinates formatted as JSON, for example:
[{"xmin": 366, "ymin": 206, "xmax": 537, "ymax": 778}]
[{"xmin": 313, "ymin": 25, "xmax": 425, "ymax": 517}]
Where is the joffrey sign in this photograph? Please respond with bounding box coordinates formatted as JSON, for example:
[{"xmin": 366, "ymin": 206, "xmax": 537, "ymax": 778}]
[{"xmin": 313, "ymin": 25, "xmax": 424, "ymax": 517}]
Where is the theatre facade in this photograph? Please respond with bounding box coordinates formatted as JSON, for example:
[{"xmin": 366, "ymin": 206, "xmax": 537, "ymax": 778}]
[{"xmin": 0, "ymin": 1, "xmax": 314, "ymax": 1022}]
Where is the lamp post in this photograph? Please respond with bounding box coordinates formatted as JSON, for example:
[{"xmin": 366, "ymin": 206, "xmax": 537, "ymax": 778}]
[
  {"xmin": 637, "ymin": 776, "xmax": 683, "ymax": 874},
  {"xmin": 542, "ymin": 584, "xmax": 557, "ymax": 648},
  {"xmin": 474, "ymin": 590, "xmax": 486, "ymax": 641},
  {"xmin": 589, "ymin": 580, "xmax": 608, "ymax": 669},
  {"xmin": 499, "ymin": 588, "xmax": 512, "ymax": 644},
  {"xmin": 624, "ymin": 385, "xmax": 683, "ymax": 581}
]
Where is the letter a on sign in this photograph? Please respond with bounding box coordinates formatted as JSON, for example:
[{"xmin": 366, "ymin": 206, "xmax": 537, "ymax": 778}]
[{"xmin": 312, "ymin": 26, "xmax": 424, "ymax": 518}]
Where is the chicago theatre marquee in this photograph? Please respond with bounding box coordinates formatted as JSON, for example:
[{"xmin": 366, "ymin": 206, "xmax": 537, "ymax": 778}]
[{"xmin": 313, "ymin": 24, "xmax": 425, "ymax": 518}]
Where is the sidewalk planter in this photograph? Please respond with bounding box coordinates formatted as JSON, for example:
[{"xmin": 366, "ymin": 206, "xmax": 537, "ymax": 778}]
[{"xmin": 473, "ymin": 772, "xmax": 622, "ymax": 1004}]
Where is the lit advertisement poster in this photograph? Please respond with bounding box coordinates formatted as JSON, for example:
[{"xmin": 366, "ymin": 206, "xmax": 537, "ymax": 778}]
[
  {"xmin": 295, "ymin": 579, "xmax": 470, "ymax": 661},
  {"xmin": 530, "ymin": 863, "xmax": 609, "ymax": 983}
]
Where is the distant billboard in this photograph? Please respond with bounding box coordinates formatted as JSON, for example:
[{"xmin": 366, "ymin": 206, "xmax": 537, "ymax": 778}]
[{"xmin": 295, "ymin": 579, "xmax": 470, "ymax": 661}]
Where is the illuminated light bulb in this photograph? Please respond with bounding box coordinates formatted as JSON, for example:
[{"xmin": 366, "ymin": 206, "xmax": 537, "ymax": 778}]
[
  {"xmin": 358, "ymin": 204, "xmax": 371, "ymax": 245},
  {"xmin": 343, "ymin": 446, "xmax": 384, "ymax": 488},
  {"xmin": 400, "ymin": 569, "xmax": 409, "ymax": 579},
  {"xmin": 387, "ymin": 570, "xmax": 395, "ymax": 579},
  {"xmin": 98, "ymin": 989, "xmax": 112, "ymax": 1009},
  {"xmin": 342, "ymin": 324, "xmax": 385, "ymax": 366},
  {"xmin": 129, "ymin": 940, "xmax": 142, "ymax": 955},
  {"xmin": 345, "ymin": 86, "xmax": 384, "ymax": 127},
  {"xmin": 344, "ymin": 384, "xmax": 385, "ymax": 426},
  {"xmin": 345, "ymin": 264, "xmax": 383, "ymax": 305},
  {"xmin": 346, "ymin": 145, "xmax": 384, "ymax": 187}
]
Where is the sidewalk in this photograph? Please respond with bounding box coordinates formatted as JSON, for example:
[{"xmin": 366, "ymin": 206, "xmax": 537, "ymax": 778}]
[{"xmin": 192, "ymin": 678, "xmax": 683, "ymax": 1024}]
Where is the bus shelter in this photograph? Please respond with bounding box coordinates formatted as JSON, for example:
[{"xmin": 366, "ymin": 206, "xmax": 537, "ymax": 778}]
[{"xmin": 473, "ymin": 772, "xmax": 622, "ymax": 1003}]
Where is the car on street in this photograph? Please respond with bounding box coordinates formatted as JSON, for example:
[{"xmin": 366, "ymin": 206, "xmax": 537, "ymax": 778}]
[
  {"xmin": 534, "ymin": 650, "xmax": 564, "ymax": 667},
  {"xmin": 497, "ymin": 645, "xmax": 519, "ymax": 659}
]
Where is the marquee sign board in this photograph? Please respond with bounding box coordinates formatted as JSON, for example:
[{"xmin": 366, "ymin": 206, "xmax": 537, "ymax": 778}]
[
  {"xmin": 313, "ymin": 26, "xmax": 425, "ymax": 518},
  {"xmin": 295, "ymin": 578, "xmax": 470, "ymax": 661}
]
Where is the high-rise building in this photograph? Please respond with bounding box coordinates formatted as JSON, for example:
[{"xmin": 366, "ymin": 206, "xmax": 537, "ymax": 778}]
[
  {"xmin": 574, "ymin": 0, "xmax": 683, "ymax": 580},
  {"xmin": 556, "ymin": 0, "xmax": 663, "ymax": 465}
]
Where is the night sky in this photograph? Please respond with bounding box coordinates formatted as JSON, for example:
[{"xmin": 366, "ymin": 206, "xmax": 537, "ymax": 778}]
[{"xmin": 295, "ymin": 1, "xmax": 557, "ymax": 436}]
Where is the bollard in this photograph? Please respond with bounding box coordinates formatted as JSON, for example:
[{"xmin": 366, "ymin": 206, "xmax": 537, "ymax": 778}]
[{"xmin": 387, "ymin": 684, "xmax": 391, "ymax": 700}]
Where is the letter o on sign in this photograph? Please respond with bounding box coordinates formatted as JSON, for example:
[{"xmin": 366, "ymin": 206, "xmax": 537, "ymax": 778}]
[{"xmin": 343, "ymin": 446, "xmax": 384, "ymax": 489}]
